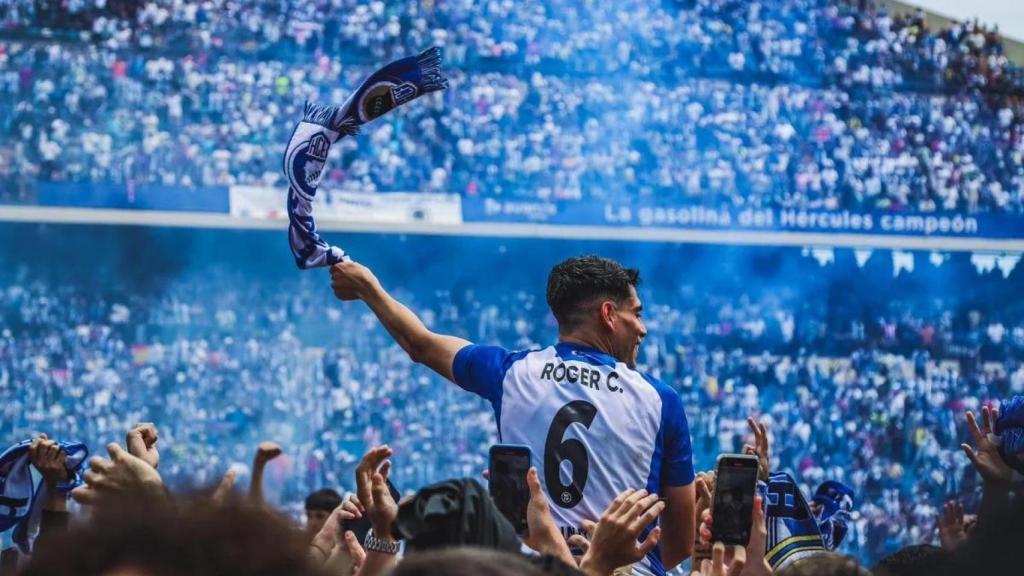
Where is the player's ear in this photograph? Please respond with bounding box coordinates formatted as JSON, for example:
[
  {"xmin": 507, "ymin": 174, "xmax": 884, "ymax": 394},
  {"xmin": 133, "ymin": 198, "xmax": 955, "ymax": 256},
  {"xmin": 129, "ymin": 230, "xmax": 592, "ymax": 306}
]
[{"xmin": 599, "ymin": 300, "xmax": 617, "ymax": 330}]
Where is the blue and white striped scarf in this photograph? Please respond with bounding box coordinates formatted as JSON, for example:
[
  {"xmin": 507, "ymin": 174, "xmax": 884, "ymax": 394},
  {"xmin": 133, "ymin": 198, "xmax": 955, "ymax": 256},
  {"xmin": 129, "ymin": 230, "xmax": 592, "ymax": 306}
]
[
  {"xmin": 284, "ymin": 47, "xmax": 448, "ymax": 269},
  {"xmin": 994, "ymin": 395, "xmax": 1024, "ymax": 480},
  {"xmin": 0, "ymin": 439, "xmax": 87, "ymax": 555},
  {"xmin": 759, "ymin": 471, "xmax": 826, "ymax": 570}
]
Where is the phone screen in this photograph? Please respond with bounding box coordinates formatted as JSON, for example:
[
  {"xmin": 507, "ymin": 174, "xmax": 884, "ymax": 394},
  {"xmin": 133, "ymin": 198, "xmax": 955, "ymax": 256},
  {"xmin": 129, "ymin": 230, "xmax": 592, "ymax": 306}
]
[
  {"xmin": 710, "ymin": 455, "xmax": 759, "ymax": 545},
  {"xmin": 489, "ymin": 445, "xmax": 532, "ymax": 534}
]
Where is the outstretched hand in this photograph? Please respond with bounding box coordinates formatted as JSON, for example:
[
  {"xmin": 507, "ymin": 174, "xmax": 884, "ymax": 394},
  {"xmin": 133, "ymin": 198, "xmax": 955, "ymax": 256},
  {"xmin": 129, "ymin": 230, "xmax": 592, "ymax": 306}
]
[
  {"xmin": 356, "ymin": 445, "xmax": 398, "ymax": 540},
  {"xmin": 698, "ymin": 495, "xmax": 771, "ymax": 576},
  {"xmin": 522, "ymin": 467, "xmax": 575, "ymax": 566},
  {"xmin": 961, "ymin": 406, "xmax": 1013, "ymax": 486},
  {"xmin": 743, "ymin": 417, "xmax": 770, "ymax": 482},
  {"xmin": 126, "ymin": 423, "xmax": 160, "ymax": 469},
  {"xmin": 211, "ymin": 468, "xmax": 238, "ymax": 505},
  {"xmin": 311, "ymin": 502, "xmax": 365, "ymax": 575},
  {"xmin": 255, "ymin": 441, "xmax": 283, "ymax": 463},
  {"xmin": 71, "ymin": 443, "xmax": 163, "ymax": 505},
  {"xmin": 579, "ymin": 489, "xmax": 665, "ymax": 576},
  {"xmin": 937, "ymin": 500, "xmax": 968, "ymax": 551}
]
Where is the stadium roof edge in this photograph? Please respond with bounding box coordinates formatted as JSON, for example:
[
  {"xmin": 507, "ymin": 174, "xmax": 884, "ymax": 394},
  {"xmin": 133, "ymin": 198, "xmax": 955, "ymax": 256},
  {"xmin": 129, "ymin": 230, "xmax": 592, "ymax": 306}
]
[
  {"xmin": 2, "ymin": 205, "xmax": 1021, "ymax": 253},
  {"xmin": 882, "ymin": 0, "xmax": 1024, "ymax": 65}
]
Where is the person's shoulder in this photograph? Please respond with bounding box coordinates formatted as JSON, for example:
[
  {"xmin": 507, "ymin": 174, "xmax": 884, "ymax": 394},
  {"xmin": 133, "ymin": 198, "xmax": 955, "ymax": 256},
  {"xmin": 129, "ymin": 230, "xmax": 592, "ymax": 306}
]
[
  {"xmin": 507, "ymin": 345, "xmax": 550, "ymax": 364},
  {"xmin": 635, "ymin": 368, "xmax": 673, "ymax": 394},
  {"xmin": 634, "ymin": 368, "xmax": 685, "ymax": 411},
  {"xmin": 465, "ymin": 343, "xmax": 551, "ymax": 365}
]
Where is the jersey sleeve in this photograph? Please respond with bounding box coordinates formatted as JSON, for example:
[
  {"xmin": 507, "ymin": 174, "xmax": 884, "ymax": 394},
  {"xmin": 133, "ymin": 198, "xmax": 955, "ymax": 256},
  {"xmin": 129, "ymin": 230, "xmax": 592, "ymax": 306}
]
[
  {"xmin": 659, "ymin": 386, "xmax": 695, "ymax": 487},
  {"xmin": 451, "ymin": 344, "xmax": 513, "ymax": 404}
]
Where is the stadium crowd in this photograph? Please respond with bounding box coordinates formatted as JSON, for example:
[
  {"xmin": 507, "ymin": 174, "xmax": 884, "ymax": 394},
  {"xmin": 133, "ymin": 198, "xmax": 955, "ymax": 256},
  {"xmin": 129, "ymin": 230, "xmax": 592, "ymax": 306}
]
[
  {"xmin": 0, "ymin": 1, "xmax": 1022, "ymax": 211},
  {"xmin": 3, "ymin": 0, "xmax": 1022, "ymax": 93},
  {"xmin": 1, "ymin": 230, "xmax": 1022, "ymax": 571}
]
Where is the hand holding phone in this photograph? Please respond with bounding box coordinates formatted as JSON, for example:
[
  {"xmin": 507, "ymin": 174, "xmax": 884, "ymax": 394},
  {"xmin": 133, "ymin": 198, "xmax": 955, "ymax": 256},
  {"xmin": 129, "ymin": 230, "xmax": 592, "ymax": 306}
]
[
  {"xmin": 340, "ymin": 478, "xmax": 401, "ymax": 543},
  {"xmin": 709, "ymin": 454, "xmax": 759, "ymax": 546},
  {"xmin": 488, "ymin": 444, "xmax": 532, "ymax": 533}
]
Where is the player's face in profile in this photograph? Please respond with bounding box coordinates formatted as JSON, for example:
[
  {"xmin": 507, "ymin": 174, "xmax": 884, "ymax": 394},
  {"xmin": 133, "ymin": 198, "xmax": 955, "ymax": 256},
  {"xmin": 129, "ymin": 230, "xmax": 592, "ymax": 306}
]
[{"xmin": 611, "ymin": 285, "xmax": 647, "ymax": 366}]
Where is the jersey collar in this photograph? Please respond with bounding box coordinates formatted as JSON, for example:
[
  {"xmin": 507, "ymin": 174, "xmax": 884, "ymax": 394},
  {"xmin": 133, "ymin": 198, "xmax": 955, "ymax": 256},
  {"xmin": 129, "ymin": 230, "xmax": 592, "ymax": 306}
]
[{"xmin": 555, "ymin": 341, "xmax": 618, "ymax": 368}]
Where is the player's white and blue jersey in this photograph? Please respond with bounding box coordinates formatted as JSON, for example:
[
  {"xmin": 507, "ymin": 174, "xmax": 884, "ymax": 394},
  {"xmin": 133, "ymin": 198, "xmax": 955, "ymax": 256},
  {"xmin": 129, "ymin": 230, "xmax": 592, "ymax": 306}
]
[{"xmin": 453, "ymin": 341, "xmax": 695, "ymax": 576}]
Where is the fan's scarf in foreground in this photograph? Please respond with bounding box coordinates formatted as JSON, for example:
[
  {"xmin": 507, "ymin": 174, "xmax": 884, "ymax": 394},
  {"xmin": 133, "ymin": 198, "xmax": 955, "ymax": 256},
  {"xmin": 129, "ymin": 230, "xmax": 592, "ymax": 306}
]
[
  {"xmin": 759, "ymin": 471, "xmax": 826, "ymax": 570},
  {"xmin": 994, "ymin": 395, "xmax": 1024, "ymax": 481},
  {"xmin": 284, "ymin": 48, "xmax": 448, "ymax": 269}
]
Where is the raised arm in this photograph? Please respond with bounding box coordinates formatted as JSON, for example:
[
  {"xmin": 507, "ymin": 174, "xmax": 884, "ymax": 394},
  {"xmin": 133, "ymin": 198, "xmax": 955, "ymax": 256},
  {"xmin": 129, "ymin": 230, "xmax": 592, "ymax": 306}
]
[
  {"xmin": 250, "ymin": 441, "xmax": 283, "ymax": 506},
  {"xmin": 330, "ymin": 261, "xmax": 470, "ymax": 382}
]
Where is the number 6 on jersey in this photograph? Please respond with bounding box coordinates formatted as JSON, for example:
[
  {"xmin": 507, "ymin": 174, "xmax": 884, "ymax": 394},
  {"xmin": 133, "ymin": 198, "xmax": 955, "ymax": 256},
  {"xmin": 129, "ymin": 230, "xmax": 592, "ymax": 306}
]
[{"xmin": 544, "ymin": 400, "xmax": 598, "ymax": 508}]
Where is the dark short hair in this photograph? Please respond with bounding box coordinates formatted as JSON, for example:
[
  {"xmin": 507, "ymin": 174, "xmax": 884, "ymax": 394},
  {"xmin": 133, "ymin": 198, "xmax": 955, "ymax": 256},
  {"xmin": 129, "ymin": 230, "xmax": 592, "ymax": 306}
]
[
  {"xmin": 304, "ymin": 488, "xmax": 342, "ymax": 512},
  {"xmin": 873, "ymin": 545, "xmax": 948, "ymax": 576},
  {"xmin": 546, "ymin": 256, "xmax": 640, "ymax": 330}
]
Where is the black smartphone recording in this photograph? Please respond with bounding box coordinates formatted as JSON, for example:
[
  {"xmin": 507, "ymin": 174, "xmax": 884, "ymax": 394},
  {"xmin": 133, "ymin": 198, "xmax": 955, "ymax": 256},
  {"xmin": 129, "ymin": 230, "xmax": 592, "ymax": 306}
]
[
  {"xmin": 710, "ymin": 454, "xmax": 759, "ymax": 546},
  {"xmin": 488, "ymin": 444, "xmax": 532, "ymax": 534}
]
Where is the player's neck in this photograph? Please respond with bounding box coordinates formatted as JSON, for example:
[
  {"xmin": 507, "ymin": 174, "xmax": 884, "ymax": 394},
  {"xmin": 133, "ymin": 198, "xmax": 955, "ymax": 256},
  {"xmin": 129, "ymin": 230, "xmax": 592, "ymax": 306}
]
[{"xmin": 558, "ymin": 333, "xmax": 614, "ymax": 357}]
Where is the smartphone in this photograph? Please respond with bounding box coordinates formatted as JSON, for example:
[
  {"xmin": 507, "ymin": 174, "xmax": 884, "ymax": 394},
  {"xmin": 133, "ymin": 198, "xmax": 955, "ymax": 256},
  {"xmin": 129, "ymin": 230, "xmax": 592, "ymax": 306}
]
[
  {"xmin": 488, "ymin": 444, "xmax": 532, "ymax": 534},
  {"xmin": 341, "ymin": 478, "xmax": 401, "ymax": 542},
  {"xmin": 710, "ymin": 454, "xmax": 759, "ymax": 546}
]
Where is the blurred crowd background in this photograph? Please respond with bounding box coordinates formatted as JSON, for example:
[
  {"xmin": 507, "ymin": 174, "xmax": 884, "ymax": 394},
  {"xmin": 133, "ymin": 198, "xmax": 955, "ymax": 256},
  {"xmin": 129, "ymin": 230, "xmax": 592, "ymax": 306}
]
[
  {"xmin": 1, "ymin": 225, "xmax": 1022, "ymax": 566},
  {"xmin": 0, "ymin": 0, "xmax": 1022, "ymax": 211}
]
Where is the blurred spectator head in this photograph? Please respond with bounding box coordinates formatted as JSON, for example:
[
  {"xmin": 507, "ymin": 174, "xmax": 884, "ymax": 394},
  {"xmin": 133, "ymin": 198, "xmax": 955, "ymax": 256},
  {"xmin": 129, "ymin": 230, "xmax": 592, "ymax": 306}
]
[
  {"xmin": 20, "ymin": 495, "xmax": 313, "ymax": 576},
  {"xmin": 774, "ymin": 552, "xmax": 869, "ymax": 576},
  {"xmin": 390, "ymin": 548, "xmax": 550, "ymax": 576},
  {"xmin": 304, "ymin": 488, "xmax": 342, "ymax": 535},
  {"xmin": 873, "ymin": 544, "xmax": 949, "ymax": 576}
]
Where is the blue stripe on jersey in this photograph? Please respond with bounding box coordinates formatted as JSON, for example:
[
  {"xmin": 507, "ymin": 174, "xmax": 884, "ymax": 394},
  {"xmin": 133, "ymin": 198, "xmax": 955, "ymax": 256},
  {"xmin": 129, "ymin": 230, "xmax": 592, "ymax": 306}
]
[
  {"xmin": 638, "ymin": 372, "xmax": 695, "ymax": 576},
  {"xmin": 641, "ymin": 373, "xmax": 696, "ymax": 487},
  {"xmin": 451, "ymin": 344, "xmax": 533, "ymax": 438}
]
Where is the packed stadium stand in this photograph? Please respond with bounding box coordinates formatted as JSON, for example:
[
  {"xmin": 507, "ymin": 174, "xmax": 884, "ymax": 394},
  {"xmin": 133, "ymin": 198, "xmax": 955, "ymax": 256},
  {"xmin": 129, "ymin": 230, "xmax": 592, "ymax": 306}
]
[{"xmin": 0, "ymin": 0, "xmax": 1022, "ymax": 212}]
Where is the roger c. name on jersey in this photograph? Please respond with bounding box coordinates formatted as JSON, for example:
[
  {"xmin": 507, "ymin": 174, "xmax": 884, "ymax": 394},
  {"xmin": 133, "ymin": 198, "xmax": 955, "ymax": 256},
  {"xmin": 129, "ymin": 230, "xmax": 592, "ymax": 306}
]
[{"xmin": 539, "ymin": 361, "xmax": 625, "ymax": 394}]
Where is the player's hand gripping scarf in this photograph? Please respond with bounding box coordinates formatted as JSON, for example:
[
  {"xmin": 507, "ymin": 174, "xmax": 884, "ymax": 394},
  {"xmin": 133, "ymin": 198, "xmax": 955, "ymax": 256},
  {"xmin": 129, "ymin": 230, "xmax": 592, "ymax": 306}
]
[{"xmin": 284, "ymin": 47, "xmax": 448, "ymax": 269}]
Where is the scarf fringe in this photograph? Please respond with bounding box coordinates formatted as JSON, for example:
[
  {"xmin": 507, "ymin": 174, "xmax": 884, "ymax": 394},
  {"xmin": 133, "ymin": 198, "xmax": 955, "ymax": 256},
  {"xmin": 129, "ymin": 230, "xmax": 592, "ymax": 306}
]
[
  {"xmin": 416, "ymin": 46, "xmax": 449, "ymax": 92},
  {"xmin": 335, "ymin": 116, "xmax": 361, "ymax": 137},
  {"xmin": 303, "ymin": 101, "xmax": 361, "ymax": 136},
  {"xmin": 302, "ymin": 101, "xmax": 339, "ymax": 128}
]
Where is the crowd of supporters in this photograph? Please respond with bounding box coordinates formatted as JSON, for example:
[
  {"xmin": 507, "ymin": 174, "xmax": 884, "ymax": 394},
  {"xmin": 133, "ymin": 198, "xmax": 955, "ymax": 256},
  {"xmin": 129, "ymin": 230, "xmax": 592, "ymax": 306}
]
[
  {"xmin": 1, "ymin": 228, "xmax": 1022, "ymax": 571},
  {"xmin": 0, "ymin": 1, "xmax": 1022, "ymax": 211}
]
